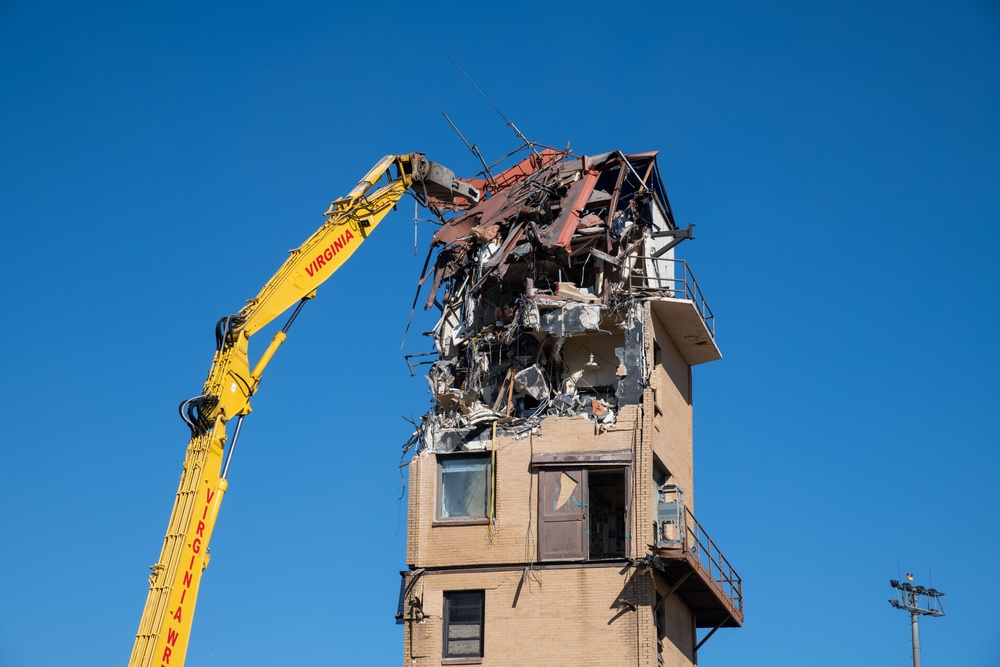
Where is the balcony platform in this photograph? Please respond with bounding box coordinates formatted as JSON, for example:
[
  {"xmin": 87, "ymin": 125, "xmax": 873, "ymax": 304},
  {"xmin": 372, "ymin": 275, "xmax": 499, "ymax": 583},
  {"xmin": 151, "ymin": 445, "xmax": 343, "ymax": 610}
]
[
  {"xmin": 648, "ymin": 298, "xmax": 721, "ymax": 366},
  {"xmin": 653, "ymin": 545, "xmax": 743, "ymax": 628},
  {"xmin": 626, "ymin": 256, "xmax": 721, "ymax": 366}
]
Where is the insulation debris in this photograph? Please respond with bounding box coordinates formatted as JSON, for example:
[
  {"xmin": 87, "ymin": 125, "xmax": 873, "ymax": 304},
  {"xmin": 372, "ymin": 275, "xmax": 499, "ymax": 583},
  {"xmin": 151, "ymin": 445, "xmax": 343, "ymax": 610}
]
[{"xmin": 408, "ymin": 146, "xmax": 695, "ymax": 453}]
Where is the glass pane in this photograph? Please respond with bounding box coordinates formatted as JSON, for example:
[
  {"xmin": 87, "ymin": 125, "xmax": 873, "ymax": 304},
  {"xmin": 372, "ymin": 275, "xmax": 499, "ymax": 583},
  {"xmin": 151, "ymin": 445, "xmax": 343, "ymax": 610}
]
[
  {"xmin": 448, "ymin": 623, "xmax": 481, "ymax": 639},
  {"xmin": 445, "ymin": 591, "xmax": 483, "ymax": 658},
  {"xmin": 441, "ymin": 458, "xmax": 489, "ymax": 518},
  {"xmin": 449, "ymin": 604, "xmax": 482, "ymax": 624},
  {"xmin": 448, "ymin": 638, "xmax": 481, "ymax": 656},
  {"xmin": 448, "ymin": 590, "xmax": 483, "ymax": 610},
  {"xmin": 552, "ymin": 471, "xmax": 581, "ymax": 513}
]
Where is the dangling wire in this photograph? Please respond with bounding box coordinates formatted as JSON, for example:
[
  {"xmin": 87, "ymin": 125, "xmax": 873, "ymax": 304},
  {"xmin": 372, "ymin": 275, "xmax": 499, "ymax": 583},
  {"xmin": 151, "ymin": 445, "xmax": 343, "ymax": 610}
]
[{"xmin": 488, "ymin": 419, "xmax": 498, "ymax": 545}]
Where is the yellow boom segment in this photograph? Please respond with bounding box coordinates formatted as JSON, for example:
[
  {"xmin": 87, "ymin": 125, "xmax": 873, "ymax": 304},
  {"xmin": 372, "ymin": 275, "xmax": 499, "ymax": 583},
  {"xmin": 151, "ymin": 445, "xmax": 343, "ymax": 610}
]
[
  {"xmin": 129, "ymin": 425, "xmax": 226, "ymax": 667},
  {"xmin": 128, "ymin": 153, "xmax": 477, "ymax": 667}
]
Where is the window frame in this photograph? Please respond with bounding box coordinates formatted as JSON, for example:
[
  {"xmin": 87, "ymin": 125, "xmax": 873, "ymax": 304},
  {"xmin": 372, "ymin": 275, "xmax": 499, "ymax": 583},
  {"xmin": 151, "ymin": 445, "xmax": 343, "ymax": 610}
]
[
  {"xmin": 532, "ymin": 451, "xmax": 633, "ymax": 562},
  {"xmin": 442, "ymin": 590, "xmax": 485, "ymax": 662},
  {"xmin": 435, "ymin": 452, "xmax": 493, "ymax": 526}
]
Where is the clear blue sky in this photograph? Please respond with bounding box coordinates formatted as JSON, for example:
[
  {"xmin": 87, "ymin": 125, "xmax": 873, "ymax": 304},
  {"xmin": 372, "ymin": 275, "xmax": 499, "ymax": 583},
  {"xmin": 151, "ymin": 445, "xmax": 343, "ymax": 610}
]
[{"xmin": 1, "ymin": 1, "xmax": 997, "ymax": 665}]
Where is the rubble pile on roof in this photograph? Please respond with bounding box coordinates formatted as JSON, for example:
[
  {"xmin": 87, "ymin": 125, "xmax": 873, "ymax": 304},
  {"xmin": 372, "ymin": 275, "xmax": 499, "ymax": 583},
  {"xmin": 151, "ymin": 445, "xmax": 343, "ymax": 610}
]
[{"xmin": 408, "ymin": 147, "xmax": 696, "ymax": 453}]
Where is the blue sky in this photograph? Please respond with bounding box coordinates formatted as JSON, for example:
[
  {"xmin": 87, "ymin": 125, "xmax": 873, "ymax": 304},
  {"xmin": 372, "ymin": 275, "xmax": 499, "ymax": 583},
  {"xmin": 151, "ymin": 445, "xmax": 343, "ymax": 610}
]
[{"xmin": 1, "ymin": 1, "xmax": 998, "ymax": 665}]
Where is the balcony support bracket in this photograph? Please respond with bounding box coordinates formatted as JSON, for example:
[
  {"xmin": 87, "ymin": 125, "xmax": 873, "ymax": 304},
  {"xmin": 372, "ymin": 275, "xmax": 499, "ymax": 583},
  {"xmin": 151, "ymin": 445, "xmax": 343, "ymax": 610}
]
[
  {"xmin": 654, "ymin": 571, "xmax": 693, "ymax": 612},
  {"xmin": 694, "ymin": 616, "xmax": 727, "ymax": 653}
]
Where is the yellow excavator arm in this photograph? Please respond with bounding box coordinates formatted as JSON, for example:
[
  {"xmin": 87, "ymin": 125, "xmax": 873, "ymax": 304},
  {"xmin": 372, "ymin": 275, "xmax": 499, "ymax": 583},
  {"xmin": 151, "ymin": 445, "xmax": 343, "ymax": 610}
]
[{"xmin": 128, "ymin": 153, "xmax": 477, "ymax": 667}]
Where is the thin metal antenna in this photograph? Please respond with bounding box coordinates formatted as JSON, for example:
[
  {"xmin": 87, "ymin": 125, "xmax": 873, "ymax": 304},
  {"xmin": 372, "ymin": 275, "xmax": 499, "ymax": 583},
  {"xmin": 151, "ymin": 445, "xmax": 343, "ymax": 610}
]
[
  {"xmin": 442, "ymin": 111, "xmax": 498, "ymax": 191},
  {"xmin": 450, "ymin": 58, "xmax": 539, "ymax": 157}
]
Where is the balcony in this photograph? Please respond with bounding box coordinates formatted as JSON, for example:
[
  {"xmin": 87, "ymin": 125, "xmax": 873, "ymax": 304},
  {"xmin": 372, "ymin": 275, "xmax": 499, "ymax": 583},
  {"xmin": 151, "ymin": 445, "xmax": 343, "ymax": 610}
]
[
  {"xmin": 625, "ymin": 256, "xmax": 721, "ymax": 365},
  {"xmin": 653, "ymin": 486, "xmax": 743, "ymax": 629}
]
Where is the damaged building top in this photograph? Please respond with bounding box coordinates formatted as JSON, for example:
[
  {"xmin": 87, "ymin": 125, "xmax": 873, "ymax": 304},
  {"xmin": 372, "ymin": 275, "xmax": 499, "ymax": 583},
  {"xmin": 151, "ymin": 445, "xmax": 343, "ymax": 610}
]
[{"xmin": 400, "ymin": 146, "xmax": 742, "ymax": 667}]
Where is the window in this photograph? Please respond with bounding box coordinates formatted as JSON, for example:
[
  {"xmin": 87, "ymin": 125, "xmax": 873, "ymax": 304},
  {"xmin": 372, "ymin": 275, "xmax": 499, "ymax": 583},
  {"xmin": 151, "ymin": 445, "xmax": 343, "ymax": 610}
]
[
  {"xmin": 437, "ymin": 454, "xmax": 492, "ymax": 523},
  {"xmin": 443, "ymin": 590, "xmax": 484, "ymax": 659},
  {"xmin": 538, "ymin": 465, "xmax": 629, "ymax": 561}
]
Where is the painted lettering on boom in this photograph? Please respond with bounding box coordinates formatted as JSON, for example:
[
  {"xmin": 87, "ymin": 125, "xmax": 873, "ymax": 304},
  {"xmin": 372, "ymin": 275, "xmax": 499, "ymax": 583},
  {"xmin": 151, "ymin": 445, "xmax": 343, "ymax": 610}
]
[
  {"xmin": 161, "ymin": 483, "xmax": 217, "ymax": 663},
  {"xmin": 303, "ymin": 229, "xmax": 355, "ymax": 278}
]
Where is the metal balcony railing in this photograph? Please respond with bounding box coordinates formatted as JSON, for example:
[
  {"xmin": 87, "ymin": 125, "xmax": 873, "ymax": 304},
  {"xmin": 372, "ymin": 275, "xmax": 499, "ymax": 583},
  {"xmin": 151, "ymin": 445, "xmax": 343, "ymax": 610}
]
[
  {"xmin": 656, "ymin": 484, "xmax": 742, "ymax": 618},
  {"xmin": 683, "ymin": 505, "xmax": 743, "ymax": 615},
  {"xmin": 625, "ymin": 256, "xmax": 715, "ymax": 337}
]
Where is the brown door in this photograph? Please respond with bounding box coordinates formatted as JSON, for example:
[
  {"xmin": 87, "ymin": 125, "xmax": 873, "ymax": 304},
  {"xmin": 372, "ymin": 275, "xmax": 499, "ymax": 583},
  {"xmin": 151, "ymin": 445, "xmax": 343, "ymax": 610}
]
[{"xmin": 538, "ymin": 468, "xmax": 587, "ymax": 560}]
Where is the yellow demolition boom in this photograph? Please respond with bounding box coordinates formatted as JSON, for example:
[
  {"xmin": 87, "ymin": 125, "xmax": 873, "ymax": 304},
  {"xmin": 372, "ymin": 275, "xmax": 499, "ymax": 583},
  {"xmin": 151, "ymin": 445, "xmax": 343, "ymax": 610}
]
[{"xmin": 128, "ymin": 153, "xmax": 478, "ymax": 667}]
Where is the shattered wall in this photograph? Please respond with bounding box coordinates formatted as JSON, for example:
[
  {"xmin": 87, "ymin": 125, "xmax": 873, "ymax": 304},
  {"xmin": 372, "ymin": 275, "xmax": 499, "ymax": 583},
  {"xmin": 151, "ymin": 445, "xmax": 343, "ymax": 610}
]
[{"xmin": 406, "ymin": 148, "xmax": 694, "ymax": 455}]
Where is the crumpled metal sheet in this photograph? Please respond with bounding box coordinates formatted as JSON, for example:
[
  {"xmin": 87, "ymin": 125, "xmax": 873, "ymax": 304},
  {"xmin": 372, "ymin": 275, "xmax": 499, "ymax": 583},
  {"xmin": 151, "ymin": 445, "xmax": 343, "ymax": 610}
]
[{"xmin": 539, "ymin": 167, "xmax": 600, "ymax": 250}]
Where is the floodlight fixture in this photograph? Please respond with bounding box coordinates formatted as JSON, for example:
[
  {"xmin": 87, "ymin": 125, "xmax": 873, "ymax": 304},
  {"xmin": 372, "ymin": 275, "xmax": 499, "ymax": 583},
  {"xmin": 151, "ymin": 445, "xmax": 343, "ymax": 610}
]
[{"xmin": 888, "ymin": 575, "xmax": 945, "ymax": 667}]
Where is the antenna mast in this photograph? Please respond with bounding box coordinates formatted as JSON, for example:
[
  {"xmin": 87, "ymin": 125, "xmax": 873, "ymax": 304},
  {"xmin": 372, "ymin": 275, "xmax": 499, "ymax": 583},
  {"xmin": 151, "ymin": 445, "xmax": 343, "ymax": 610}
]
[
  {"xmin": 450, "ymin": 58, "xmax": 539, "ymax": 157},
  {"xmin": 441, "ymin": 111, "xmax": 499, "ymax": 192}
]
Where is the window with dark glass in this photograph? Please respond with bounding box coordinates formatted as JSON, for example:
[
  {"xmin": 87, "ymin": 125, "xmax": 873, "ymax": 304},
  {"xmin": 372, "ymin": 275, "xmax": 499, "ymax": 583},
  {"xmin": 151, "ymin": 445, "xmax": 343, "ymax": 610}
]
[
  {"xmin": 438, "ymin": 454, "xmax": 492, "ymax": 521},
  {"xmin": 443, "ymin": 590, "xmax": 484, "ymax": 659}
]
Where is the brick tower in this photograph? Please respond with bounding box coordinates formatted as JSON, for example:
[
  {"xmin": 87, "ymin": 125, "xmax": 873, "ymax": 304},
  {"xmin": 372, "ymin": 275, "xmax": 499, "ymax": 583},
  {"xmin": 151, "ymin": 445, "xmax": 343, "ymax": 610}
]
[{"xmin": 398, "ymin": 148, "xmax": 742, "ymax": 666}]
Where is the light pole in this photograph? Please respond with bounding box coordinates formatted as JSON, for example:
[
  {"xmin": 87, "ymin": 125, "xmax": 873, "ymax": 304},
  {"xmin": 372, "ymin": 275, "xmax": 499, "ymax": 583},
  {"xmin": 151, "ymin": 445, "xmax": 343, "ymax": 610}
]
[{"xmin": 888, "ymin": 575, "xmax": 945, "ymax": 667}]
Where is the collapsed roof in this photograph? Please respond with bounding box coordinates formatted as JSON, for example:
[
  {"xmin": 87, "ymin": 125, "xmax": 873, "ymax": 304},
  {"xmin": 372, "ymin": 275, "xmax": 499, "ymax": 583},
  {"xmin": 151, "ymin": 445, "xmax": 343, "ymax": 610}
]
[{"xmin": 405, "ymin": 147, "xmax": 709, "ymax": 454}]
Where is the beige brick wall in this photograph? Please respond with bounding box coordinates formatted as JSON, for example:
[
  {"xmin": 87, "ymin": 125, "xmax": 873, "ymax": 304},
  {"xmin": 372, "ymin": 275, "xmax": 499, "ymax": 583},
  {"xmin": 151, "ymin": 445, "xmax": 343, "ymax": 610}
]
[
  {"xmin": 402, "ymin": 566, "xmax": 683, "ymax": 667},
  {"xmin": 408, "ymin": 407, "xmax": 642, "ymax": 569},
  {"xmin": 648, "ymin": 305, "xmax": 694, "ymax": 513},
  {"xmin": 654, "ymin": 578, "xmax": 697, "ymax": 665},
  {"xmin": 403, "ymin": 302, "xmax": 702, "ymax": 667}
]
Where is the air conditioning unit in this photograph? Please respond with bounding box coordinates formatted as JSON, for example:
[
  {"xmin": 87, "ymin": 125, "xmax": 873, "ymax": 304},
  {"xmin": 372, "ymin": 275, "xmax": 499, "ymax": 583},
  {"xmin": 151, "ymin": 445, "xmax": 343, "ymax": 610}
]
[{"xmin": 656, "ymin": 483, "xmax": 685, "ymax": 548}]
